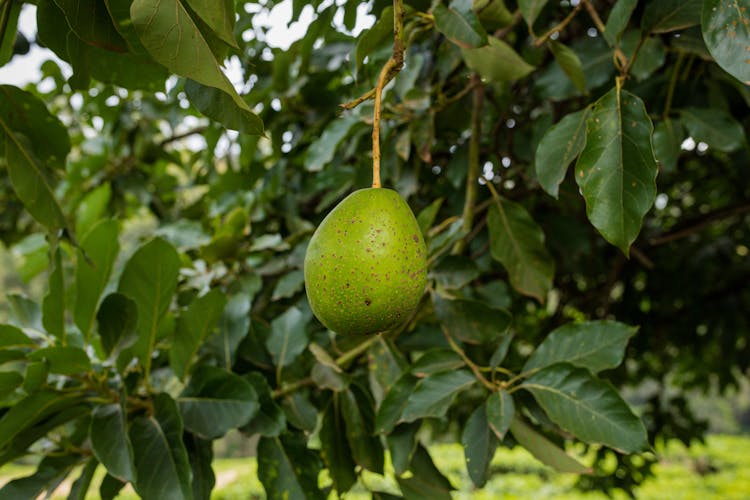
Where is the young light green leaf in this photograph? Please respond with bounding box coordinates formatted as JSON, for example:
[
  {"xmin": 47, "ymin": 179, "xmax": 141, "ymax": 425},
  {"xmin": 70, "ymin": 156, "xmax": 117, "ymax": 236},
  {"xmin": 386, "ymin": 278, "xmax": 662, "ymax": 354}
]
[
  {"xmin": 266, "ymin": 307, "xmax": 309, "ymax": 368},
  {"xmin": 524, "ymin": 321, "xmax": 638, "ymax": 373},
  {"xmin": 462, "ymin": 37, "xmax": 535, "ymax": 82},
  {"xmin": 462, "ymin": 404, "xmax": 498, "ymax": 487},
  {"xmin": 184, "ymin": 79, "xmax": 264, "ymax": 135},
  {"xmin": 0, "ymin": 324, "xmax": 34, "ymax": 349},
  {"xmin": 400, "ymin": 370, "xmax": 476, "ymax": 423},
  {"xmin": 487, "ymin": 197, "xmax": 555, "ymax": 302},
  {"xmin": 535, "ymin": 108, "xmax": 590, "ymax": 198},
  {"xmin": 518, "ymin": 0, "xmax": 549, "ymax": 29},
  {"xmin": 548, "ymin": 41, "xmax": 586, "ymax": 94},
  {"xmin": 178, "ymin": 365, "xmax": 258, "ymax": 439},
  {"xmin": 170, "ymin": 288, "xmax": 227, "ymax": 380},
  {"xmin": 509, "ymin": 416, "xmax": 591, "ymax": 473},
  {"xmin": 433, "ymin": 0, "xmax": 487, "ymax": 49},
  {"xmin": 74, "ymin": 219, "xmax": 119, "ymax": 341},
  {"xmin": 604, "ymin": 0, "xmax": 638, "ymax": 45},
  {"xmin": 257, "ymin": 434, "xmax": 325, "ymax": 500},
  {"xmin": 117, "ymin": 237, "xmax": 180, "ymax": 377},
  {"xmin": 680, "ymin": 107, "xmax": 746, "ymax": 153},
  {"xmin": 90, "ymin": 404, "xmax": 135, "ymax": 483},
  {"xmin": 523, "ymin": 363, "xmax": 649, "ymax": 453},
  {"xmin": 486, "ymin": 390, "xmax": 514, "ymax": 439},
  {"xmin": 575, "ymin": 87, "xmax": 657, "ymax": 255},
  {"xmin": 641, "ymin": 0, "xmax": 702, "ymax": 33},
  {"xmin": 129, "ymin": 393, "xmax": 192, "ymax": 500}
]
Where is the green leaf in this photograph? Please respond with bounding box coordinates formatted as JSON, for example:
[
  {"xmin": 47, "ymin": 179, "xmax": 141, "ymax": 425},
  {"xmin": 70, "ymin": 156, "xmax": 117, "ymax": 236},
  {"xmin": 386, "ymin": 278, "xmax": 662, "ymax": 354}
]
[
  {"xmin": 523, "ymin": 363, "xmax": 649, "ymax": 453},
  {"xmin": 518, "ymin": 0, "xmax": 549, "ymax": 29},
  {"xmin": 183, "ymin": 0, "xmax": 237, "ymax": 48},
  {"xmin": 374, "ymin": 373, "xmax": 417, "ymax": 434},
  {"xmin": 0, "ymin": 454, "xmax": 80, "ymax": 499},
  {"xmin": 486, "ymin": 390, "xmax": 514, "ymax": 439},
  {"xmin": 0, "ymin": 1, "xmax": 21, "ymax": 66},
  {"xmin": 621, "ymin": 31, "xmax": 667, "ymax": 81},
  {"xmin": 642, "ymin": 0, "xmax": 702, "ymax": 33},
  {"xmin": 68, "ymin": 457, "xmax": 98, "ymax": 500},
  {"xmin": 97, "ymin": 293, "xmax": 138, "ymax": 358},
  {"xmin": 433, "ymin": 0, "xmax": 487, "ymax": 49},
  {"xmin": 355, "ymin": 6, "xmax": 393, "ymax": 75},
  {"xmin": 0, "ymin": 372, "xmax": 22, "ymax": 398},
  {"xmin": 680, "ymin": 107, "xmax": 746, "ymax": 153},
  {"xmin": 170, "ymin": 289, "xmax": 227, "ymax": 380},
  {"xmin": 604, "ymin": 0, "xmax": 638, "ymax": 45},
  {"xmin": 6, "ymin": 294, "xmax": 42, "ymax": 331},
  {"xmin": 22, "ymin": 361, "xmax": 48, "ymax": 393},
  {"xmin": 417, "ymin": 197, "xmax": 444, "ymax": 236},
  {"xmin": 535, "ymin": 108, "xmax": 590, "ymax": 198},
  {"xmin": 184, "ymin": 79, "xmax": 264, "ymax": 135},
  {"xmin": 653, "ymin": 118, "xmax": 683, "ymax": 173},
  {"xmin": 130, "ymin": 0, "xmax": 261, "ymax": 129},
  {"xmin": 28, "ymin": 346, "xmax": 90, "ymax": 375},
  {"xmin": 433, "ymin": 295, "xmax": 511, "ymax": 345},
  {"xmin": 462, "ymin": 404, "xmax": 498, "ymax": 487},
  {"xmin": 90, "ymin": 404, "xmax": 135, "ymax": 483},
  {"xmin": 42, "ymin": 247, "xmax": 65, "ymax": 342},
  {"xmin": 0, "ymin": 85, "xmax": 69, "ymax": 229},
  {"xmin": 281, "ymin": 391, "xmax": 318, "ymax": 432},
  {"xmin": 304, "ymin": 114, "xmax": 360, "ymax": 172},
  {"xmin": 548, "ymin": 41, "xmax": 586, "ymax": 94},
  {"xmin": 0, "ymin": 390, "xmax": 82, "ymax": 449},
  {"xmin": 319, "ymin": 402, "xmax": 357, "ymax": 494},
  {"xmin": 99, "ymin": 474, "xmax": 126, "ymax": 500},
  {"xmin": 311, "ymin": 362, "xmax": 349, "ymax": 392},
  {"xmin": 368, "ymin": 337, "xmax": 408, "ymax": 402},
  {"xmin": 0, "ymin": 325, "xmax": 34, "ymax": 349},
  {"xmin": 462, "ymin": 36, "xmax": 535, "ymax": 82},
  {"xmin": 129, "ymin": 393, "xmax": 192, "ymax": 500},
  {"xmin": 184, "ymin": 433, "xmax": 215, "ymax": 500},
  {"xmin": 524, "ymin": 320, "xmax": 638, "ymax": 373},
  {"xmin": 271, "ymin": 270, "xmax": 305, "ymax": 301},
  {"xmin": 396, "ymin": 444, "xmax": 453, "ymax": 500},
  {"xmin": 75, "ymin": 184, "xmax": 111, "ymax": 238},
  {"xmin": 431, "ymin": 255, "xmax": 480, "ymax": 290},
  {"xmin": 266, "ymin": 307, "xmax": 309, "ymax": 368},
  {"xmin": 575, "ymin": 87, "xmax": 658, "ymax": 255},
  {"xmin": 509, "ymin": 417, "xmax": 591, "ymax": 473},
  {"xmin": 52, "ymin": 0, "xmax": 128, "ymax": 52},
  {"xmin": 74, "ymin": 219, "xmax": 120, "ymax": 340},
  {"xmin": 178, "ymin": 365, "xmax": 258, "ymax": 439},
  {"xmin": 241, "ymin": 373, "xmax": 286, "ymax": 438},
  {"xmin": 341, "ymin": 387, "xmax": 384, "ymax": 473},
  {"xmin": 536, "ymin": 37, "xmax": 614, "ymax": 100},
  {"xmin": 487, "ymin": 197, "xmax": 555, "ymax": 302},
  {"xmin": 257, "ymin": 434, "xmax": 325, "ymax": 500},
  {"xmin": 400, "ymin": 370, "xmax": 476, "ymax": 423},
  {"xmin": 117, "ymin": 237, "xmax": 180, "ymax": 377},
  {"xmin": 208, "ymin": 275, "xmax": 260, "ymax": 369},
  {"xmin": 411, "ymin": 349, "xmax": 464, "ymax": 376},
  {"xmin": 386, "ymin": 422, "xmax": 420, "ymax": 475}
]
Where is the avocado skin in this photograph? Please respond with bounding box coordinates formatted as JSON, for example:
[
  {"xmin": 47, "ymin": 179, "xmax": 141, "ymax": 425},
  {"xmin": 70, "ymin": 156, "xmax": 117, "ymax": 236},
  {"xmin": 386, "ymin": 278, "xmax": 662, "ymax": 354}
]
[{"xmin": 304, "ymin": 188, "xmax": 427, "ymax": 335}]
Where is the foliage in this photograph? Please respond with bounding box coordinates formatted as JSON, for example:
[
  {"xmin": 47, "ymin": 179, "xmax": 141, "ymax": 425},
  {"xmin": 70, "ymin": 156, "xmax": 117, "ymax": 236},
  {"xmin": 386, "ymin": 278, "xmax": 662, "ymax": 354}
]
[{"xmin": 0, "ymin": 0, "xmax": 749, "ymax": 498}]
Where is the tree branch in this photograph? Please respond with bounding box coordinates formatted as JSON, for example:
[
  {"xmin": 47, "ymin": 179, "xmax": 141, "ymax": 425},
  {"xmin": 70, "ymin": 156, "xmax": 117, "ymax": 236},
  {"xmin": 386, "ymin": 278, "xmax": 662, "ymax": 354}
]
[
  {"xmin": 534, "ymin": 2, "xmax": 584, "ymax": 47},
  {"xmin": 159, "ymin": 126, "xmax": 208, "ymax": 147},
  {"xmin": 647, "ymin": 202, "xmax": 750, "ymax": 247}
]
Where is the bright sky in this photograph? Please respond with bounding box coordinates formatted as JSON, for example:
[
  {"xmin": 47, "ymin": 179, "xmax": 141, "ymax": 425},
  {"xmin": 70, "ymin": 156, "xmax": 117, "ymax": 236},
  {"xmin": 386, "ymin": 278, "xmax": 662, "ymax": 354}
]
[{"xmin": 0, "ymin": 0, "xmax": 374, "ymax": 87}]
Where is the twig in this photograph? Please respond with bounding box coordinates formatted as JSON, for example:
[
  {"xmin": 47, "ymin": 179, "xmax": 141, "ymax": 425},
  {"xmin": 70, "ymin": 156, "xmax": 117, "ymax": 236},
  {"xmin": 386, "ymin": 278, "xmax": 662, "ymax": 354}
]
[
  {"xmin": 443, "ymin": 327, "xmax": 496, "ymax": 391},
  {"xmin": 272, "ymin": 377, "xmax": 314, "ymax": 399},
  {"xmin": 663, "ymin": 52, "xmax": 685, "ymax": 119},
  {"xmin": 647, "ymin": 202, "xmax": 750, "ymax": 246},
  {"xmin": 534, "ymin": 3, "xmax": 584, "ymax": 47},
  {"xmin": 159, "ymin": 126, "xmax": 208, "ymax": 146}
]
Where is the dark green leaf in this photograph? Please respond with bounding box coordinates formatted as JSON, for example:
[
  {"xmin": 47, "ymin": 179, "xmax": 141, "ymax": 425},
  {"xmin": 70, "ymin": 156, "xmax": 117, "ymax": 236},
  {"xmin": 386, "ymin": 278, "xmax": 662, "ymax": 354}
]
[
  {"xmin": 170, "ymin": 288, "xmax": 227, "ymax": 380},
  {"xmin": 386, "ymin": 422, "xmax": 420, "ymax": 475},
  {"xmin": 178, "ymin": 365, "xmax": 258, "ymax": 439},
  {"xmin": 341, "ymin": 387, "xmax": 384, "ymax": 473},
  {"xmin": 518, "ymin": 0, "xmax": 549, "ymax": 29},
  {"xmin": 6, "ymin": 294, "xmax": 42, "ymax": 331},
  {"xmin": 266, "ymin": 307, "xmax": 309, "ymax": 368},
  {"xmin": 411, "ymin": 349, "xmax": 464, "ymax": 376},
  {"xmin": 272, "ymin": 270, "xmax": 305, "ymax": 301},
  {"xmin": 99, "ymin": 474, "xmax": 126, "ymax": 500},
  {"xmin": 523, "ymin": 363, "xmax": 649, "ymax": 453},
  {"xmin": 396, "ymin": 444, "xmax": 453, "ymax": 500},
  {"xmin": 67, "ymin": 457, "xmax": 98, "ymax": 500},
  {"xmin": 129, "ymin": 393, "xmax": 192, "ymax": 500},
  {"xmin": 320, "ymin": 402, "xmax": 357, "ymax": 494},
  {"xmin": 575, "ymin": 87, "xmax": 658, "ymax": 255},
  {"xmin": 52, "ymin": 0, "xmax": 128, "ymax": 52},
  {"xmin": 0, "ymin": 372, "xmax": 22, "ymax": 398},
  {"xmin": 208, "ymin": 275, "xmax": 260, "ymax": 369},
  {"xmin": 524, "ymin": 320, "xmax": 638, "ymax": 373},
  {"xmin": 536, "ymin": 38, "xmax": 614, "ymax": 100},
  {"xmin": 0, "ymin": 390, "xmax": 82, "ymax": 449},
  {"xmin": 368, "ymin": 337, "xmax": 408, "ymax": 402},
  {"xmin": 311, "ymin": 362, "xmax": 349, "ymax": 391},
  {"xmin": 462, "ymin": 404, "xmax": 498, "ymax": 487},
  {"xmin": 604, "ymin": 0, "xmax": 638, "ymax": 45},
  {"xmin": 28, "ymin": 346, "xmax": 91, "ymax": 375},
  {"xmin": 416, "ymin": 197, "xmax": 443, "ymax": 236},
  {"xmin": 184, "ymin": 79, "xmax": 263, "ymax": 135},
  {"xmin": 281, "ymin": 391, "xmax": 318, "ymax": 432},
  {"xmin": 548, "ymin": 41, "xmax": 586, "ymax": 94},
  {"xmin": 462, "ymin": 36, "xmax": 535, "ymax": 81},
  {"xmin": 257, "ymin": 434, "xmax": 325, "ymax": 500},
  {"xmin": 241, "ymin": 373, "xmax": 286, "ymax": 437},
  {"xmin": 400, "ymin": 370, "xmax": 476, "ymax": 423},
  {"xmin": 486, "ymin": 390, "xmax": 514, "ymax": 439},
  {"xmin": 90, "ymin": 404, "xmax": 135, "ymax": 483},
  {"xmin": 96, "ymin": 293, "xmax": 138, "ymax": 358},
  {"xmin": 509, "ymin": 416, "xmax": 591, "ymax": 473},
  {"xmin": 487, "ymin": 198, "xmax": 555, "ymax": 302},
  {"xmin": 433, "ymin": 0, "xmax": 487, "ymax": 49},
  {"xmin": 42, "ymin": 247, "xmax": 65, "ymax": 342},
  {"xmin": 74, "ymin": 219, "xmax": 120, "ymax": 340},
  {"xmin": 375, "ymin": 373, "xmax": 417, "ymax": 433},
  {"xmin": 22, "ymin": 361, "xmax": 48, "ymax": 393},
  {"xmin": 642, "ymin": 0, "xmax": 702, "ymax": 33},
  {"xmin": 0, "ymin": 454, "xmax": 80, "ymax": 499},
  {"xmin": 680, "ymin": 107, "xmax": 746, "ymax": 153},
  {"xmin": 304, "ymin": 114, "xmax": 360, "ymax": 172},
  {"xmin": 355, "ymin": 6, "xmax": 393, "ymax": 75},
  {"xmin": 653, "ymin": 118, "xmax": 683, "ymax": 173},
  {"xmin": 433, "ymin": 295, "xmax": 511, "ymax": 345},
  {"xmin": 489, "ymin": 332, "xmax": 514, "ymax": 369},
  {"xmin": 430, "ymin": 255, "xmax": 480, "ymax": 289},
  {"xmin": 0, "ymin": 1, "xmax": 21, "ymax": 66},
  {"xmin": 0, "ymin": 324, "xmax": 34, "ymax": 349},
  {"xmin": 117, "ymin": 237, "xmax": 180, "ymax": 376},
  {"xmin": 184, "ymin": 433, "xmax": 215, "ymax": 500},
  {"xmin": 183, "ymin": 0, "xmax": 237, "ymax": 48},
  {"xmin": 536, "ymin": 108, "xmax": 589, "ymax": 199},
  {"xmin": 622, "ymin": 31, "xmax": 666, "ymax": 81}
]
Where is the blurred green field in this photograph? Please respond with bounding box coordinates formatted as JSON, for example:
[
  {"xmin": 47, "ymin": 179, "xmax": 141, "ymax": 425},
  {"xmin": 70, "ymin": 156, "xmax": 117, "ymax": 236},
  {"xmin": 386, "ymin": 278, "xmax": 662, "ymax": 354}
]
[{"xmin": 1, "ymin": 435, "xmax": 748, "ymax": 499}]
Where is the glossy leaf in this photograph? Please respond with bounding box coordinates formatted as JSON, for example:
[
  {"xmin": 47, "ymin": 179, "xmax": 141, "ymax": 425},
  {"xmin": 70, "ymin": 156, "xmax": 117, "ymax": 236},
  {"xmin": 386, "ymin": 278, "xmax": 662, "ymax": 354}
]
[
  {"xmin": 266, "ymin": 307, "xmax": 308, "ymax": 368},
  {"xmin": 604, "ymin": 0, "xmax": 638, "ymax": 45},
  {"xmin": 170, "ymin": 288, "xmax": 227, "ymax": 380},
  {"xmin": 400, "ymin": 370, "xmax": 476, "ymax": 423},
  {"xmin": 74, "ymin": 219, "xmax": 119, "ymax": 340},
  {"xmin": 548, "ymin": 41, "xmax": 586, "ymax": 94},
  {"xmin": 680, "ymin": 107, "xmax": 746, "ymax": 153},
  {"xmin": 487, "ymin": 198, "xmax": 555, "ymax": 302},
  {"xmin": 117, "ymin": 237, "xmax": 180, "ymax": 375},
  {"xmin": 96, "ymin": 293, "xmax": 138, "ymax": 358},
  {"xmin": 184, "ymin": 79, "xmax": 263, "ymax": 135},
  {"xmin": 433, "ymin": 295, "xmax": 511, "ymax": 345},
  {"xmin": 178, "ymin": 365, "xmax": 258, "ymax": 439},
  {"xmin": 129, "ymin": 393, "xmax": 192, "ymax": 500},
  {"xmin": 641, "ymin": 0, "xmax": 702, "ymax": 33},
  {"xmin": 575, "ymin": 87, "xmax": 658, "ymax": 254},
  {"xmin": 509, "ymin": 417, "xmax": 590, "ymax": 473},
  {"xmin": 523, "ymin": 363, "xmax": 649, "ymax": 453},
  {"xmin": 535, "ymin": 108, "xmax": 590, "ymax": 198},
  {"xmin": 90, "ymin": 404, "xmax": 135, "ymax": 482},
  {"xmin": 374, "ymin": 373, "xmax": 417, "ymax": 433},
  {"xmin": 462, "ymin": 36, "xmax": 535, "ymax": 82},
  {"xmin": 257, "ymin": 434, "xmax": 325, "ymax": 500},
  {"xmin": 433, "ymin": 0, "xmax": 487, "ymax": 49},
  {"xmin": 28, "ymin": 346, "xmax": 90, "ymax": 375},
  {"xmin": 462, "ymin": 404, "xmax": 498, "ymax": 487},
  {"xmin": 486, "ymin": 390, "xmax": 514, "ymax": 439}
]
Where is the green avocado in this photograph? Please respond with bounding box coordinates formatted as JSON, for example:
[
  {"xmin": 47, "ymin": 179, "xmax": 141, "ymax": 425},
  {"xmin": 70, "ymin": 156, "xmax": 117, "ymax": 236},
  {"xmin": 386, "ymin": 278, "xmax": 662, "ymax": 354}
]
[{"xmin": 304, "ymin": 188, "xmax": 427, "ymax": 335}]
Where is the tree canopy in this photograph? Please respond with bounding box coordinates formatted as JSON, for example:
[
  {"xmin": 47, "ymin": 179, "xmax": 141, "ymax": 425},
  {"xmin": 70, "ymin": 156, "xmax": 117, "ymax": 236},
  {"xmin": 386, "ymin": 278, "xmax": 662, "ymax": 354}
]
[{"xmin": 0, "ymin": 0, "xmax": 748, "ymax": 498}]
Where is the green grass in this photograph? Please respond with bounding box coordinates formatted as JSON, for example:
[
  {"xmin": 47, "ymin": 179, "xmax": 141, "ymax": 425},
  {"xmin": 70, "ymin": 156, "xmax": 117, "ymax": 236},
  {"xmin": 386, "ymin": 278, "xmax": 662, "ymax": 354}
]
[{"xmin": 1, "ymin": 435, "xmax": 748, "ymax": 499}]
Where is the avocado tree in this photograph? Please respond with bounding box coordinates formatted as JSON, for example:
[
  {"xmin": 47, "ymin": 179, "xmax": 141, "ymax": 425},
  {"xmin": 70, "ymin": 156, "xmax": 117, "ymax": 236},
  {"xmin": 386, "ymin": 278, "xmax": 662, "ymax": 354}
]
[{"xmin": 0, "ymin": 0, "xmax": 748, "ymax": 497}]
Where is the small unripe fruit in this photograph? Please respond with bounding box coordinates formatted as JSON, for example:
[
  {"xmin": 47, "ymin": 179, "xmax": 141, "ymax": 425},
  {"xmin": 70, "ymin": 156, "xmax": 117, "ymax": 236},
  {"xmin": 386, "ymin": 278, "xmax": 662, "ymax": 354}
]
[{"xmin": 304, "ymin": 188, "xmax": 427, "ymax": 335}]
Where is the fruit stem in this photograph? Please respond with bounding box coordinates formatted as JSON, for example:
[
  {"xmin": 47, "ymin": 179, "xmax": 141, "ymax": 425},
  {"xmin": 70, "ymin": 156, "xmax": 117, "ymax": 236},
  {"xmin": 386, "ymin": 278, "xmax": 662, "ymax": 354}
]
[{"xmin": 372, "ymin": 0, "xmax": 406, "ymax": 188}]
